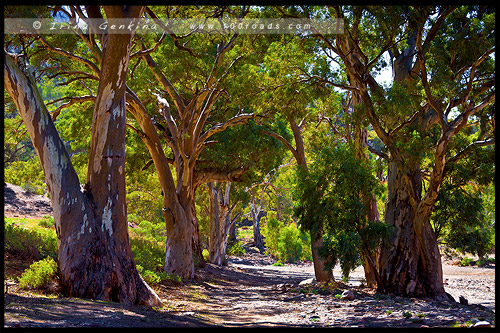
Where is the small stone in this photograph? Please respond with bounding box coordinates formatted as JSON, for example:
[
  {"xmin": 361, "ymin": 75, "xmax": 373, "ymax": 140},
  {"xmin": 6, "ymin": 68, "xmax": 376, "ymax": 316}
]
[
  {"xmin": 474, "ymin": 321, "xmax": 491, "ymax": 328},
  {"xmin": 341, "ymin": 289, "xmax": 355, "ymax": 301},
  {"xmin": 299, "ymin": 278, "xmax": 315, "ymax": 286}
]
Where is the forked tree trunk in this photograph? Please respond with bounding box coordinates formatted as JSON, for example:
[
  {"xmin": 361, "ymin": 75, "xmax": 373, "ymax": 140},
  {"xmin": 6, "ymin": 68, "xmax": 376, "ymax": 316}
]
[
  {"xmin": 4, "ymin": 6, "xmax": 161, "ymax": 306},
  {"xmin": 377, "ymin": 160, "xmax": 446, "ymax": 298}
]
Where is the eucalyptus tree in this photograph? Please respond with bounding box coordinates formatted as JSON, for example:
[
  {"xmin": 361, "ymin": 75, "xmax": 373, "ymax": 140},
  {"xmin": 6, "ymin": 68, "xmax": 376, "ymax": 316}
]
[
  {"xmin": 306, "ymin": 5, "xmax": 495, "ymax": 299},
  {"xmin": 294, "ymin": 130, "xmax": 387, "ymax": 283},
  {"xmin": 4, "ymin": 6, "xmax": 161, "ymax": 306},
  {"xmin": 124, "ymin": 5, "xmax": 288, "ymax": 277},
  {"xmin": 202, "ymin": 119, "xmax": 285, "ymax": 263},
  {"xmin": 30, "ymin": 5, "xmax": 275, "ymax": 278},
  {"xmin": 247, "ymin": 34, "xmax": 336, "ymax": 282}
]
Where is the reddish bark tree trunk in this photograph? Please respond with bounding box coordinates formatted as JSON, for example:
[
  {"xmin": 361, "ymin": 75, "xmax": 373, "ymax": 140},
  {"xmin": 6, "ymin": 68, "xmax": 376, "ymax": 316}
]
[
  {"xmin": 377, "ymin": 160, "xmax": 446, "ymax": 298},
  {"xmin": 4, "ymin": 6, "xmax": 160, "ymax": 306}
]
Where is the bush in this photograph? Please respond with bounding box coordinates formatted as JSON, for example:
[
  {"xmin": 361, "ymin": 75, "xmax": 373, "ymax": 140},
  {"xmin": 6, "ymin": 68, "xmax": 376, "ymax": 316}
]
[
  {"xmin": 18, "ymin": 257, "xmax": 58, "ymax": 290},
  {"xmin": 277, "ymin": 223, "xmax": 303, "ymax": 263},
  {"xmin": 459, "ymin": 256, "xmax": 474, "ymax": 267},
  {"xmin": 227, "ymin": 241, "xmax": 245, "ymax": 257},
  {"xmin": 129, "ymin": 231, "xmax": 165, "ymax": 274},
  {"xmin": 262, "ymin": 213, "xmax": 311, "ymax": 263},
  {"xmin": 136, "ymin": 264, "xmax": 181, "ymax": 285},
  {"xmin": 5, "ymin": 219, "xmax": 58, "ymax": 260},
  {"xmin": 262, "ymin": 213, "xmax": 284, "ymax": 257},
  {"xmin": 38, "ymin": 215, "xmax": 55, "ymax": 228}
]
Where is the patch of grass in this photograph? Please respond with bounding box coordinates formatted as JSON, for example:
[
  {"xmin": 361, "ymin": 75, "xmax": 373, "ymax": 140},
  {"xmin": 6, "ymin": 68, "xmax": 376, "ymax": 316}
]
[
  {"xmin": 18, "ymin": 257, "xmax": 58, "ymax": 290},
  {"xmin": 136, "ymin": 264, "xmax": 181, "ymax": 286},
  {"xmin": 272, "ymin": 260, "xmax": 284, "ymax": 266}
]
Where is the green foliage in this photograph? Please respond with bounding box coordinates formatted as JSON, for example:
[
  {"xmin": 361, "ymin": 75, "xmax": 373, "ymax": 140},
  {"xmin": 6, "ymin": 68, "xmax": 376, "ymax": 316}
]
[
  {"xmin": 129, "ymin": 229, "xmax": 165, "ymax": 276},
  {"xmin": 277, "ymin": 223, "xmax": 303, "ymax": 263},
  {"xmin": 458, "ymin": 256, "xmax": 474, "ymax": 267},
  {"xmin": 38, "ymin": 215, "xmax": 55, "ymax": 228},
  {"xmin": 402, "ymin": 311, "xmax": 413, "ymax": 319},
  {"xmin": 136, "ymin": 264, "xmax": 181, "ymax": 286},
  {"xmin": 18, "ymin": 257, "xmax": 58, "ymax": 290},
  {"xmin": 262, "ymin": 212, "xmax": 311, "ymax": 263},
  {"xmin": 432, "ymin": 142, "xmax": 495, "ymax": 259},
  {"xmin": 261, "ymin": 212, "xmax": 283, "ymax": 256},
  {"xmin": 4, "ymin": 218, "xmax": 58, "ymax": 260},
  {"xmin": 294, "ymin": 135, "xmax": 389, "ymax": 280},
  {"xmin": 226, "ymin": 241, "xmax": 246, "ymax": 257},
  {"xmin": 4, "ymin": 160, "xmax": 46, "ymax": 195}
]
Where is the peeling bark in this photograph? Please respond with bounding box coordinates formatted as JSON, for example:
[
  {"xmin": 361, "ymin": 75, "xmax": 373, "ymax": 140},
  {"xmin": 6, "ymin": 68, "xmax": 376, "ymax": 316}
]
[{"xmin": 4, "ymin": 6, "xmax": 161, "ymax": 307}]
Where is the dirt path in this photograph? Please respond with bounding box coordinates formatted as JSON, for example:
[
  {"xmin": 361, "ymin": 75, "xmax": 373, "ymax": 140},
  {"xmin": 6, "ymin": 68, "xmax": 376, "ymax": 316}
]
[{"xmin": 4, "ymin": 248, "xmax": 496, "ymax": 328}]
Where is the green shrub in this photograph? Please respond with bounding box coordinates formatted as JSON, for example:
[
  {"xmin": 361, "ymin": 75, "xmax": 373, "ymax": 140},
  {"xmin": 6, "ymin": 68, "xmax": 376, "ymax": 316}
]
[
  {"xmin": 277, "ymin": 223, "xmax": 303, "ymax": 263},
  {"xmin": 5, "ymin": 219, "xmax": 58, "ymax": 260},
  {"xmin": 262, "ymin": 213, "xmax": 284, "ymax": 257},
  {"xmin": 202, "ymin": 249, "xmax": 209, "ymax": 261},
  {"xmin": 4, "ymin": 160, "xmax": 46, "ymax": 196},
  {"xmin": 129, "ymin": 231, "xmax": 165, "ymax": 274},
  {"xmin": 459, "ymin": 256, "xmax": 474, "ymax": 267},
  {"xmin": 402, "ymin": 311, "xmax": 413, "ymax": 319},
  {"xmin": 227, "ymin": 241, "xmax": 245, "ymax": 257},
  {"xmin": 136, "ymin": 264, "xmax": 181, "ymax": 285},
  {"xmin": 18, "ymin": 257, "xmax": 58, "ymax": 290},
  {"xmin": 38, "ymin": 215, "xmax": 55, "ymax": 228},
  {"xmin": 262, "ymin": 213, "xmax": 311, "ymax": 263}
]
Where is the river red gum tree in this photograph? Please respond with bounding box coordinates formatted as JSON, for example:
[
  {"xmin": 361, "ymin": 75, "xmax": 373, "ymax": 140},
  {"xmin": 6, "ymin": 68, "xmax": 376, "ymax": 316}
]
[
  {"xmin": 4, "ymin": 6, "xmax": 161, "ymax": 306},
  {"xmin": 36, "ymin": 5, "xmax": 253, "ymax": 279},
  {"xmin": 313, "ymin": 6, "xmax": 495, "ymax": 299},
  {"xmin": 124, "ymin": 7, "xmax": 253, "ymax": 278}
]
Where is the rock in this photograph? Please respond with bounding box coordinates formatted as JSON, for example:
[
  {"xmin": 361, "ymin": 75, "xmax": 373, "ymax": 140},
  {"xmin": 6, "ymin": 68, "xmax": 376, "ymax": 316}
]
[
  {"xmin": 284, "ymin": 294, "xmax": 306, "ymax": 302},
  {"xmin": 341, "ymin": 289, "xmax": 355, "ymax": 301},
  {"xmin": 298, "ymin": 278, "xmax": 315, "ymax": 286},
  {"xmin": 275, "ymin": 284, "xmax": 286, "ymax": 291},
  {"xmin": 459, "ymin": 295, "xmax": 468, "ymax": 305},
  {"xmin": 473, "ymin": 321, "xmax": 491, "ymax": 328}
]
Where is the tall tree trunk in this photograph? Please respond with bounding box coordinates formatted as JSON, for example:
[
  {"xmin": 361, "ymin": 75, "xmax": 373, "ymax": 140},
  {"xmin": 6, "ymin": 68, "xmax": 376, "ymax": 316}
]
[
  {"xmin": 162, "ymin": 202, "xmax": 195, "ymax": 279},
  {"xmin": 377, "ymin": 160, "xmax": 446, "ymax": 298},
  {"xmin": 126, "ymin": 90, "xmax": 195, "ymax": 279},
  {"xmin": 4, "ymin": 6, "xmax": 161, "ymax": 306},
  {"xmin": 250, "ymin": 201, "xmax": 266, "ymax": 253},
  {"xmin": 208, "ymin": 182, "xmax": 233, "ymax": 265}
]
